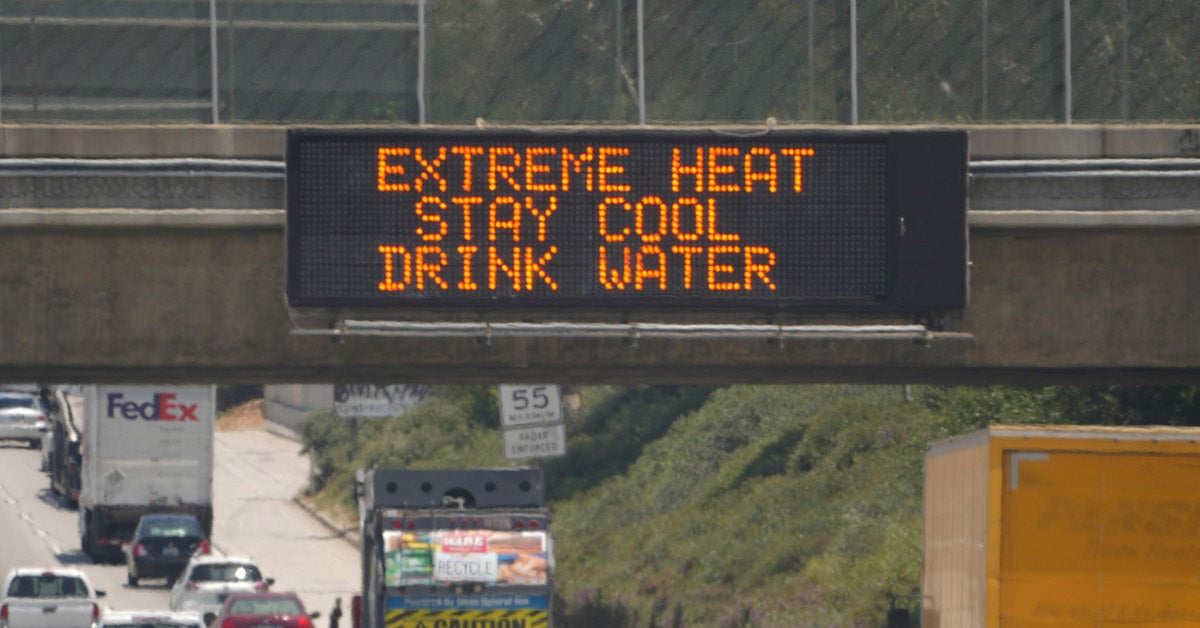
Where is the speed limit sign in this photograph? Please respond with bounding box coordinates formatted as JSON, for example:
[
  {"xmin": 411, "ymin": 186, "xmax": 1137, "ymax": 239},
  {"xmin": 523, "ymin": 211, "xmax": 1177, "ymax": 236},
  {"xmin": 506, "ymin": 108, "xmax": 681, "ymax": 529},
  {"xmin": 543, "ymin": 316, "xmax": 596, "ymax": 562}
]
[{"xmin": 499, "ymin": 384, "xmax": 562, "ymax": 427}]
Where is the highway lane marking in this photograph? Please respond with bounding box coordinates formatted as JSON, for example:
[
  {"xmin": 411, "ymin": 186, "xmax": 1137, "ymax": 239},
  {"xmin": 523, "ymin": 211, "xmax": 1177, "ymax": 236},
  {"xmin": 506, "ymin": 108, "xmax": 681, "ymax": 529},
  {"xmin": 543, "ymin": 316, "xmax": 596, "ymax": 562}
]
[
  {"xmin": 24, "ymin": 519, "xmax": 63, "ymax": 555},
  {"xmin": 2, "ymin": 481, "xmax": 65, "ymax": 556}
]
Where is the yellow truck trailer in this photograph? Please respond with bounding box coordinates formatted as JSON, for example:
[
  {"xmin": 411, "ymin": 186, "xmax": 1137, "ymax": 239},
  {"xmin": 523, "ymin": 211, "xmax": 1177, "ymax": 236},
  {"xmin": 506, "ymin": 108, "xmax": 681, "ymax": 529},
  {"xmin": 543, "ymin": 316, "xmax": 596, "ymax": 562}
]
[{"xmin": 922, "ymin": 424, "xmax": 1200, "ymax": 627}]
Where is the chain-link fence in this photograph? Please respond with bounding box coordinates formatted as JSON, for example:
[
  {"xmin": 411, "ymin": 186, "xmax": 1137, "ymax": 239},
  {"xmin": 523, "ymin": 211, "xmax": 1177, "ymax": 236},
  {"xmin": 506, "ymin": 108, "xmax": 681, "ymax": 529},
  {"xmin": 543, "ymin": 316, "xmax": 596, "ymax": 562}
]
[{"xmin": 1, "ymin": 0, "xmax": 1195, "ymax": 124}]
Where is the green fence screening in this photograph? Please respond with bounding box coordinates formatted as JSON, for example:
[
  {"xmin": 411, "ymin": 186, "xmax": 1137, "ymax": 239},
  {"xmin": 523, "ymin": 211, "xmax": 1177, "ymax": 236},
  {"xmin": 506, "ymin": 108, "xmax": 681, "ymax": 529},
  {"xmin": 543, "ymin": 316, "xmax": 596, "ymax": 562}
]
[{"xmin": 0, "ymin": 0, "xmax": 1195, "ymax": 124}]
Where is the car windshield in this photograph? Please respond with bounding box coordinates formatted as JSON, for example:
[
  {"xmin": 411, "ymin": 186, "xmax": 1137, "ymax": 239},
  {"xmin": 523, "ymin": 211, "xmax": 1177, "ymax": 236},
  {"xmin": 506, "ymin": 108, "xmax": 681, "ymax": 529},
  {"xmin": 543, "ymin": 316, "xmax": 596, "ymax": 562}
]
[
  {"xmin": 142, "ymin": 518, "xmax": 202, "ymax": 537},
  {"xmin": 190, "ymin": 563, "xmax": 262, "ymax": 583},
  {"xmin": 7, "ymin": 574, "xmax": 88, "ymax": 598},
  {"xmin": 0, "ymin": 395, "xmax": 37, "ymax": 410},
  {"xmin": 228, "ymin": 598, "xmax": 302, "ymax": 616}
]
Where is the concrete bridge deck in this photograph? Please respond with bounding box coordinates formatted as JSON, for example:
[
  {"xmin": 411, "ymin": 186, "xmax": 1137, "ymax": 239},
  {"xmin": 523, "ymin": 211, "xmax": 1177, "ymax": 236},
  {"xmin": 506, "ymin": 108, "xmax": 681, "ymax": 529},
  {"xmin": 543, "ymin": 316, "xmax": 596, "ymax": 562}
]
[{"xmin": 1, "ymin": 125, "xmax": 1197, "ymax": 385}]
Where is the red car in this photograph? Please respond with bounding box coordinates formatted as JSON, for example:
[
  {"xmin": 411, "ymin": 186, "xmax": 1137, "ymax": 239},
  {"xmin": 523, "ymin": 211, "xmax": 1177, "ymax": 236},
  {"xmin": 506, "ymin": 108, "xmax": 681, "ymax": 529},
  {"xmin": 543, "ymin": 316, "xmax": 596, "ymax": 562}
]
[{"xmin": 212, "ymin": 591, "xmax": 320, "ymax": 628}]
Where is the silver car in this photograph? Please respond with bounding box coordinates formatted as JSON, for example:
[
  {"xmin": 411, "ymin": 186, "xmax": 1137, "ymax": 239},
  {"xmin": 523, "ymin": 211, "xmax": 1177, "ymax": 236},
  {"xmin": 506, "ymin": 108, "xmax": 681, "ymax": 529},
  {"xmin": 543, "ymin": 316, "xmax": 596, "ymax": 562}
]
[
  {"xmin": 0, "ymin": 392, "xmax": 47, "ymax": 449},
  {"xmin": 168, "ymin": 556, "xmax": 273, "ymax": 626}
]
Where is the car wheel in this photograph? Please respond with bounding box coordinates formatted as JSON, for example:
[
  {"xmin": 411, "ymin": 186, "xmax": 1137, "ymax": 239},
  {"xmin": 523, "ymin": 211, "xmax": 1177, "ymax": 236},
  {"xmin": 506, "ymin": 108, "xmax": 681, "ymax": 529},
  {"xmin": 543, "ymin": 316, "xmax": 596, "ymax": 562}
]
[
  {"xmin": 127, "ymin": 571, "xmax": 138, "ymax": 587},
  {"xmin": 30, "ymin": 439, "xmax": 40, "ymax": 450},
  {"xmin": 167, "ymin": 575, "xmax": 177, "ymax": 587}
]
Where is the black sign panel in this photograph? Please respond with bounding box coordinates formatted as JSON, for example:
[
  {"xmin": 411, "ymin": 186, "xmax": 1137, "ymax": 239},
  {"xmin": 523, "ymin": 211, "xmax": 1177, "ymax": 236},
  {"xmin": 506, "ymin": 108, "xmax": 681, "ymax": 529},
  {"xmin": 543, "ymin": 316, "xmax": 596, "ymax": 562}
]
[{"xmin": 286, "ymin": 127, "xmax": 967, "ymax": 312}]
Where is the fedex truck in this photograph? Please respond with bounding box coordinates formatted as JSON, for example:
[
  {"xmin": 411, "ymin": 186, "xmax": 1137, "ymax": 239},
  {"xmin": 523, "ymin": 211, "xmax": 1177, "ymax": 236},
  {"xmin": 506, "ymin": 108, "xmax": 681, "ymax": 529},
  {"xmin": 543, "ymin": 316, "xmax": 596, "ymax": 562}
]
[{"xmin": 78, "ymin": 385, "xmax": 215, "ymax": 563}]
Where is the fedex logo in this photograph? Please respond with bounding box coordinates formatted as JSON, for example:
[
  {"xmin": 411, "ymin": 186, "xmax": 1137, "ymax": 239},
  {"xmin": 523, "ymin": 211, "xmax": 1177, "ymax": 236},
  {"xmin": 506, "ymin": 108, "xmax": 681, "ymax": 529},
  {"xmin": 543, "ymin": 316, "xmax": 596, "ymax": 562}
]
[{"xmin": 106, "ymin": 392, "xmax": 199, "ymax": 421}]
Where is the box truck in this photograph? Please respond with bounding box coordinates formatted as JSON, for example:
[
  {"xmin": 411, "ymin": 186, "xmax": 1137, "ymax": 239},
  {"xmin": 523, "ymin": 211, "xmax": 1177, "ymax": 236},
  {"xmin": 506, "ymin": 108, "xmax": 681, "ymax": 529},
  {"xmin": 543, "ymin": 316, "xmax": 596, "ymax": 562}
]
[
  {"xmin": 922, "ymin": 424, "xmax": 1200, "ymax": 627},
  {"xmin": 354, "ymin": 468, "xmax": 554, "ymax": 628},
  {"xmin": 78, "ymin": 385, "xmax": 215, "ymax": 563}
]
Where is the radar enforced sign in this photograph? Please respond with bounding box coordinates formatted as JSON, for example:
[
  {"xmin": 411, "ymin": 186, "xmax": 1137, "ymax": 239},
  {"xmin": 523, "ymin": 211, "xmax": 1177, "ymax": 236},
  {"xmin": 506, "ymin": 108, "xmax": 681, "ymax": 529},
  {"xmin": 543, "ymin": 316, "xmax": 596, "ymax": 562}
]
[
  {"xmin": 503, "ymin": 424, "xmax": 566, "ymax": 460},
  {"xmin": 499, "ymin": 385, "xmax": 565, "ymax": 460}
]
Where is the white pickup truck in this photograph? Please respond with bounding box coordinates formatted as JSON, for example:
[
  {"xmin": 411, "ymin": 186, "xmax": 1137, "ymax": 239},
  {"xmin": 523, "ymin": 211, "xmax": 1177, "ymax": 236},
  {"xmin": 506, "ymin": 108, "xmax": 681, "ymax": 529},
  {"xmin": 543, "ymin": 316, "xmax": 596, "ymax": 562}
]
[{"xmin": 0, "ymin": 568, "xmax": 105, "ymax": 628}]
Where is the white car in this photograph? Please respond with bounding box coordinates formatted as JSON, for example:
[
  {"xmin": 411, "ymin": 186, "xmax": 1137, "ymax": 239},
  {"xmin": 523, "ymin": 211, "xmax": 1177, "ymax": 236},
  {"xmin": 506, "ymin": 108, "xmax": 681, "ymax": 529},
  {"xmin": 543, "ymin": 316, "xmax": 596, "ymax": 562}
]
[
  {"xmin": 168, "ymin": 556, "xmax": 273, "ymax": 626},
  {"xmin": 0, "ymin": 392, "xmax": 47, "ymax": 449},
  {"xmin": 97, "ymin": 611, "xmax": 205, "ymax": 628},
  {"xmin": 0, "ymin": 567, "xmax": 105, "ymax": 628}
]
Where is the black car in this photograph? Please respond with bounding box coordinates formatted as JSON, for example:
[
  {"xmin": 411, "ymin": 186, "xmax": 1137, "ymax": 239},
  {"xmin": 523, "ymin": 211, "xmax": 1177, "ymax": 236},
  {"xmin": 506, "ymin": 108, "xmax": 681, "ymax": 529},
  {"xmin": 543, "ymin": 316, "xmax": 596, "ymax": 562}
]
[{"xmin": 125, "ymin": 514, "xmax": 211, "ymax": 587}]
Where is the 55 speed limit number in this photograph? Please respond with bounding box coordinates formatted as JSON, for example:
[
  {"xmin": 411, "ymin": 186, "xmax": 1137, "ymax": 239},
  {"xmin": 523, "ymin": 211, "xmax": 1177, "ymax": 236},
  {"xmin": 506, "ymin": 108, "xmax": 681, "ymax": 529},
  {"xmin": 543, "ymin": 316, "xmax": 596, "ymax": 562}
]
[{"xmin": 499, "ymin": 385, "xmax": 562, "ymax": 427}]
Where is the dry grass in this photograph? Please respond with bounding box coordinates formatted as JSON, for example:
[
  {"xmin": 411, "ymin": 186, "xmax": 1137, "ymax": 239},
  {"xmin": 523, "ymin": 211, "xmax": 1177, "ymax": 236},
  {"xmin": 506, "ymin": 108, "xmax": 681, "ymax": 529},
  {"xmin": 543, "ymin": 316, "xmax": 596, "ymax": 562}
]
[{"xmin": 216, "ymin": 399, "xmax": 265, "ymax": 432}]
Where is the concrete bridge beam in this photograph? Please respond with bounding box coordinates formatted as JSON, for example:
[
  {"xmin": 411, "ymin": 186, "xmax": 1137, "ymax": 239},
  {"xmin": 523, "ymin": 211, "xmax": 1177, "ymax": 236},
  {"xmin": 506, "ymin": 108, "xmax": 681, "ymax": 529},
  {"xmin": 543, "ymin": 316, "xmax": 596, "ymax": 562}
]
[{"xmin": 0, "ymin": 125, "xmax": 1197, "ymax": 384}]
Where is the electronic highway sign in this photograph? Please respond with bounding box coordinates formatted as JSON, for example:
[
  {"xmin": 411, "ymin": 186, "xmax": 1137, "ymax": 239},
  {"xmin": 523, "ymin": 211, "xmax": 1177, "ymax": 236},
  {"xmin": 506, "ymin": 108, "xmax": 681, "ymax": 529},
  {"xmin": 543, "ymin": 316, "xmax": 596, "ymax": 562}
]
[{"xmin": 286, "ymin": 127, "xmax": 967, "ymax": 313}]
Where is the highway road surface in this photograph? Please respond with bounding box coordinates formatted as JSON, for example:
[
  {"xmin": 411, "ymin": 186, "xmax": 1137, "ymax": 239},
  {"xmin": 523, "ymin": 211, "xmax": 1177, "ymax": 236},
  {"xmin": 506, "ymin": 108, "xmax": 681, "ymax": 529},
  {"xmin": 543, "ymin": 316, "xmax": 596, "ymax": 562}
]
[{"xmin": 0, "ymin": 426, "xmax": 359, "ymax": 622}]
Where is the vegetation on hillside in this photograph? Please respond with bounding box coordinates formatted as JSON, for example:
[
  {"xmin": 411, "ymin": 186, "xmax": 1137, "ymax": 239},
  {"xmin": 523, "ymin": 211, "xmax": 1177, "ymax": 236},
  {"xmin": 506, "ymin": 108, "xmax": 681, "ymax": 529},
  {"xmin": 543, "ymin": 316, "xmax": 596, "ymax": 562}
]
[{"xmin": 298, "ymin": 384, "xmax": 1200, "ymax": 626}]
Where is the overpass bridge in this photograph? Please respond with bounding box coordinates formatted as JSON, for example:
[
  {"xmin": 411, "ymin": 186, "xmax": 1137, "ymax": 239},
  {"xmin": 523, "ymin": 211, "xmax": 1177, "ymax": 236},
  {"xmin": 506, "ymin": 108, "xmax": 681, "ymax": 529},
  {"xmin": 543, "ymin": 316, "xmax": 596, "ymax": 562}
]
[{"xmin": 1, "ymin": 124, "xmax": 1197, "ymax": 385}]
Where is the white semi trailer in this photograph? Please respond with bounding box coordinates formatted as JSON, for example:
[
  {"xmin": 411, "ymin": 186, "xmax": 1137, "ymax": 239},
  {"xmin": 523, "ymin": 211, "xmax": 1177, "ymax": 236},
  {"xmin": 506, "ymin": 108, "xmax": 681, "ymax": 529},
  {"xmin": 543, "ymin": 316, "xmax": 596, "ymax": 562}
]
[{"xmin": 77, "ymin": 385, "xmax": 215, "ymax": 563}]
